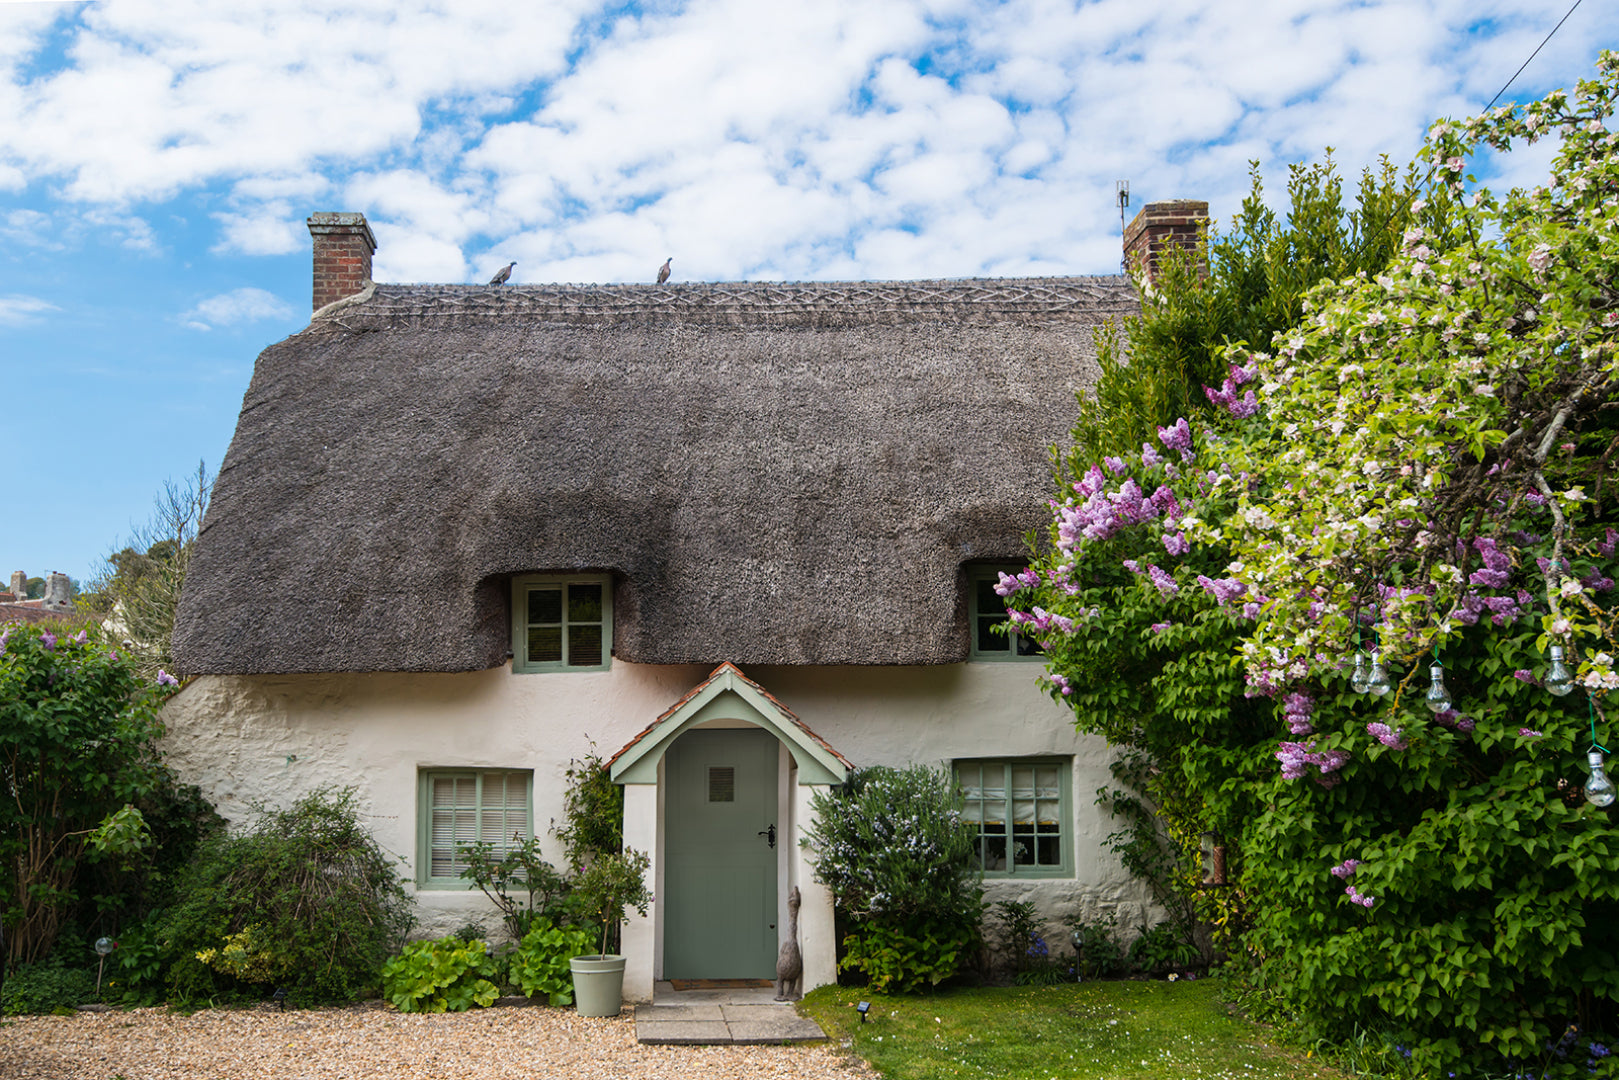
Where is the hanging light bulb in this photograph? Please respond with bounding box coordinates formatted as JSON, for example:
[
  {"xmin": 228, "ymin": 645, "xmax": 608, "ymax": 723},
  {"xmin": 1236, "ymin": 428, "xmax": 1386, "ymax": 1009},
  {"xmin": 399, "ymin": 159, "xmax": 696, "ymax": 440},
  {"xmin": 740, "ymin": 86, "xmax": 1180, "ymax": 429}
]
[
  {"xmin": 1584, "ymin": 750, "xmax": 1617, "ymax": 808},
  {"xmin": 1424, "ymin": 664, "xmax": 1452, "ymax": 713},
  {"xmin": 1350, "ymin": 652, "xmax": 1371, "ymax": 694},
  {"xmin": 1366, "ymin": 652, "xmax": 1392, "ymax": 696},
  {"xmin": 1547, "ymin": 645, "xmax": 1576, "ymax": 697}
]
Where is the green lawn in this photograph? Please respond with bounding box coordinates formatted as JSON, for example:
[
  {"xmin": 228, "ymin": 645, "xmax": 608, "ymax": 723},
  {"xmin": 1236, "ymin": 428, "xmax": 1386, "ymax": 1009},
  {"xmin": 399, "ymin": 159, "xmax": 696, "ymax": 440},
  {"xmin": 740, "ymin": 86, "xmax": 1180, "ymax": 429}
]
[{"xmin": 800, "ymin": 977, "xmax": 1345, "ymax": 1080}]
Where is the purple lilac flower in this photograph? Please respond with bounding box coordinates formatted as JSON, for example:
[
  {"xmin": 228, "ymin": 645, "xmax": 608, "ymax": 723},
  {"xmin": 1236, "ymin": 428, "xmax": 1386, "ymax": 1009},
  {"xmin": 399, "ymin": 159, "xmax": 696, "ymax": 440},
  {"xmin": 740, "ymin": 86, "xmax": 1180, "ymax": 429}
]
[
  {"xmin": 156, "ymin": 669, "xmax": 179, "ymax": 687},
  {"xmin": 1583, "ymin": 567, "xmax": 1615, "ymax": 592},
  {"xmin": 1195, "ymin": 575, "xmax": 1248, "ymax": 606},
  {"xmin": 1123, "ymin": 559, "xmax": 1141, "ymax": 573},
  {"xmin": 1146, "ymin": 564, "xmax": 1179, "ymax": 598},
  {"xmin": 0, "ymin": 628, "xmax": 9, "ymax": 654},
  {"xmin": 1345, "ymin": 886, "xmax": 1375, "ymax": 908},
  {"xmin": 40, "ymin": 631, "xmax": 56, "ymax": 652},
  {"xmin": 1330, "ymin": 858, "xmax": 1361, "ymax": 879},
  {"xmin": 1519, "ymin": 728, "xmax": 1542, "ymax": 739},
  {"xmin": 1513, "ymin": 669, "xmax": 1538, "ymax": 685},
  {"xmin": 1140, "ymin": 443, "xmax": 1163, "ymax": 469},
  {"xmin": 1282, "ymin": 692, "xmax": 1314, "ymax": 736},
  {"xmin": 1162, "ymin": 531, "xmax": 1190, "ymax": 556},
  {"xmin": 1050, "ymin": 674, "xmax": 1073, "ymax": 697},
  {"xmin": 1103, "ymin": 456, "xmax": 1126, "ymax": 475},
  {"xmin": 1203, "ymin": 377, "xmax": 1260, "ymax": 419},
  {"xmin": 1275, "ymin": 741, "xmax": 1351, "ymax": 782},
  {"xmin": 73, "ymin": 629, "xmax": 87, "ymax": 644},
  {"xmin": 1368, "ymin": 722, "xmax": 1408, "ymax": 750},
  {"xmin": 1148, "ymin": 485, "xmax": 1182, "ymax": 520},
  {"xmin": 1156, "ymin": 417, "xmax": 1194, "ymax": 459},
  {"xmin": 1600, "ymin": 530, "xmax": 1618, "ymax": 559},
  {"xmin": 1149, "ymin": 622, "xmax": 1173, "ymax": 634}
]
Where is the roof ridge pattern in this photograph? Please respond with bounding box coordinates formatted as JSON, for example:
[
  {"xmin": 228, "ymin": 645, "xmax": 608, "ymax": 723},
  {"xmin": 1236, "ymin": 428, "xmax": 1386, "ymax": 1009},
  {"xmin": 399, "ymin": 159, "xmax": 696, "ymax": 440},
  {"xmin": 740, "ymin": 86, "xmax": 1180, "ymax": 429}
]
[{"xmin": 316, "ymin": 276, "xmax": 1136, "ymax": 328}]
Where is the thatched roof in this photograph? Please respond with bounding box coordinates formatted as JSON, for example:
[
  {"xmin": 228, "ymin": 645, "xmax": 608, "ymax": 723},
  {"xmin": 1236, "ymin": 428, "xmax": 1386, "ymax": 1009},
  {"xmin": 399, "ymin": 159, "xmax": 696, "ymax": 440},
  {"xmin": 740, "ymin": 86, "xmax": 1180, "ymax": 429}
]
[{"xmin": 173, "ymin": 277, "xmax": 1136, "ymax": 674}]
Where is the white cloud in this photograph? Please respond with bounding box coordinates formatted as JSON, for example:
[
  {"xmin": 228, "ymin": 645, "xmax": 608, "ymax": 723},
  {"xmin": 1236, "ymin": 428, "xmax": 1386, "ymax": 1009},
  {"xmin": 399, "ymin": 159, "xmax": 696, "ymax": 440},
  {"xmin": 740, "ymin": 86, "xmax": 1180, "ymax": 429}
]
[
  {"xmin": 0, "ymin": 0, "xmax": 1614, "ymax": 285},
  {"xmin": 182, "ymin": 287, "xmax": 293, "ymax": 331},
  {"xmin": 0, "ymin": 293, "xmax": 57, "ymax": 326}
]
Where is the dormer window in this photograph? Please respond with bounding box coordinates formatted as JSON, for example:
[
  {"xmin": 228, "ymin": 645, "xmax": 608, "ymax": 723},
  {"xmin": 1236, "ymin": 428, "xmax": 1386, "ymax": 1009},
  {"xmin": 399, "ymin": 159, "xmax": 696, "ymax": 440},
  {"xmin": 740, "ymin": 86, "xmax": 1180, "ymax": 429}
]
[
  {"xmin": 512, "ymin": 574, "xmax": 613, "ymax": 673},
  {"xmin": 968, "ymin": 566, "xmax": 1043, "ymax": 661}
]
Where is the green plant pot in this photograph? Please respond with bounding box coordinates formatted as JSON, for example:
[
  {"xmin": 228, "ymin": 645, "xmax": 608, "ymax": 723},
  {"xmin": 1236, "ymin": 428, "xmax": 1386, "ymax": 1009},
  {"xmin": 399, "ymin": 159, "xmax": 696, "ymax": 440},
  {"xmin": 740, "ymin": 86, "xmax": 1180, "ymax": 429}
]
[{"xmin": 570, "ymin": 954, "xmax": 627, "ymax": 1017}]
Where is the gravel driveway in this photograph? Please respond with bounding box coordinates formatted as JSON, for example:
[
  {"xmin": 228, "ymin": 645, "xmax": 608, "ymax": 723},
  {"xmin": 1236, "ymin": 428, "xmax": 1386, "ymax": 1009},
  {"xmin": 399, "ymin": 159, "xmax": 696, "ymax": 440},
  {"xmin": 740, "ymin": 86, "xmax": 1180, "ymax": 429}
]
[{"xmin": 0, "ymin": 1001, "xmax": 873, "ymax": 1080}]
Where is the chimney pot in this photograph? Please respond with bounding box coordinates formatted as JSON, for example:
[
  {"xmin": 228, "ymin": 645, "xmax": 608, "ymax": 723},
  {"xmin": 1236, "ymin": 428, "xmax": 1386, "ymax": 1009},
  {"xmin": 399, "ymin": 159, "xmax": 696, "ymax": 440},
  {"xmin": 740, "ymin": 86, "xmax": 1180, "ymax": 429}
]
[
  {"xmin": 307, "ymin": 212, "xmax": 377, "ymax": 312},
  {"xmin": 1123, "ymin": 200, "xmax": 1209, "ymax": 285}
]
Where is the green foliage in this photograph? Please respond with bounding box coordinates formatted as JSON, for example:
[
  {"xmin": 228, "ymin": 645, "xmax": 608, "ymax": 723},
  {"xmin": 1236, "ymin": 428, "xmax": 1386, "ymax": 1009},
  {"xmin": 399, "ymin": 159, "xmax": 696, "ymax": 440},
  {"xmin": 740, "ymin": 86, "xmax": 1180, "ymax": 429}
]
[
  {"xmin": 803, "ymin": 765, "xmax": 982, "ymax": 922},
  {"xmin": 839, "ymin": 915, "xmax": 979, "ymax": 994},
  {"xmin": 78, "ymin": 462, "xmax": 211, "ymax": 679},
  {"xmin": 508, "ymin": 918, "xmax": 595, "ymax": 1004},
  {"xmin": 380, "ymin": 937, "xmax": 500, "ymax": 1013},
  {"xmin": 156, "ymin": 788, "xmax": 412, "ymax": 1005},
  {"xmin": 457, "ymin": 834, "xmax": 573, "ymax": 940},
  {"xmin": 1127, "ymin": 921, "xmax": 1200, "ymax": 975},
  {"xmin": 106, "ymin": 921, "xmax": 166, "ymax": 1002},
  {"xmin": 1062, "ymin": 911, "xmax": 1127, "ymax": 979},
  {"xmin": 570, "ymin": 848, "xmax": 651, "ymax": 958},
  {"xmin": 1, "ymin": 960, "xmax": 98, "ymax": 1015},
  {"xmin": 1071, "ymin": 157, "xmax": 1443, "ymax": 467},
  {"xmin": 0, "ymin": 619, "xmax": 201, "ymax": 965},
  {"xmin": 990, "ymin": 900, "xmax": 1042, "ymax": 974},
  {"xmin": 1006, "ymin": 56, "xmax": 1619, "ymax": 1075},
  {"xmin": 552, "ymin": 749, "xmax": 624, "ymax": 869}
]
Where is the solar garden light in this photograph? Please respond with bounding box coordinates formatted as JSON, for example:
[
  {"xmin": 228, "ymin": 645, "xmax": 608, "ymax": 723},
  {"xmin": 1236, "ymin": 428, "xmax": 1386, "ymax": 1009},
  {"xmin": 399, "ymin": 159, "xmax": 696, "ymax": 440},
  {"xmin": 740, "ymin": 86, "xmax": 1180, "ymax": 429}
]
[
  {"xmin": 272, "ymin": 987, "xmax": 288, "ymax": 1011},
  {"xmin": 93, "ymin": 937, "xmax": 116, "ymax": 996},
  {"xmin": 856, "ymin": 1001, "xmax": 870, "ymax": 1023}
]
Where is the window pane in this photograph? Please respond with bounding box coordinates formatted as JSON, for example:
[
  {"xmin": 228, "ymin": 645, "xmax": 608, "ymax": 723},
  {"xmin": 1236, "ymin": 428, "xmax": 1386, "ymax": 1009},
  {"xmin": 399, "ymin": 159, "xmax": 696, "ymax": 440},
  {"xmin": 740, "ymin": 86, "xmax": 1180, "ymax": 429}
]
[
  {"xmin": 569, "ymin": 582, "xmax": 603, "ymax": 623},
  {"xmin": 975, "ymin": 579, "xmax": 1007, "ymax": 615},
  {"xmin": 954, "ymin": 760, "xmax": 1064, "ymax": 875},
  {"xmin": 1015, "ymin": 633, "xmax": 1044, "ymax": 657},
  {"xmin": 528, "ymin": 587, "xmax": 562, "ymax": 625},
  {"xmin": 977, "ymin": 617, "xmax": 1010, "ymax": 652},
  {"xmin": 569, "ymin": 624, "xmax": 603, "ymax": 667},
  {"xmin": 528, "ymin": 626, "xmax": 562, "ymax": 663}
]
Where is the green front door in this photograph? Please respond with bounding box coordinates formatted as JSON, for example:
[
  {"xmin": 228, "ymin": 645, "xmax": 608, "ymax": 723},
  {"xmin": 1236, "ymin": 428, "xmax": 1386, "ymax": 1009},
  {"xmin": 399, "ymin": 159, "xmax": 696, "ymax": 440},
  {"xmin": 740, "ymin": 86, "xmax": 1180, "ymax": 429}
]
[{"xmin": 664, "ymin": 727, "xmax": 779, "ymax": 979}]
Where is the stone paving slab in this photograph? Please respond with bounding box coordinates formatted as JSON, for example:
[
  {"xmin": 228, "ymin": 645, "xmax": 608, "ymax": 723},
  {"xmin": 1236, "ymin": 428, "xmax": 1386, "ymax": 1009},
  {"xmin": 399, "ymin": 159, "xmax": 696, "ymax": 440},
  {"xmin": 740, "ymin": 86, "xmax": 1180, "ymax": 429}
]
[
  {"xmin": 635, "ymin": 999, "xmax": 827, "ymax": 1045},
  {"xmin": 636, "ymin": 1019, "xmax": 736, "ymax": 1045}
]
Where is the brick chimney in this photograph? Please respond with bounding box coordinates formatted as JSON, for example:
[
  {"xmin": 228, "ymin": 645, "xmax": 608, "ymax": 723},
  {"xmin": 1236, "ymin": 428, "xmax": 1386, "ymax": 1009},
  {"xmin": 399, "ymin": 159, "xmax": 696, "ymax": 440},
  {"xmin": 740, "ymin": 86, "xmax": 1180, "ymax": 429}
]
[
  {"xmin": 1123, "ymin": 200, "xmax": 1209, "ymax": 284},
  {"xmin": 307, "ymin": 212, "xmax": 376, "ymax": 312}
]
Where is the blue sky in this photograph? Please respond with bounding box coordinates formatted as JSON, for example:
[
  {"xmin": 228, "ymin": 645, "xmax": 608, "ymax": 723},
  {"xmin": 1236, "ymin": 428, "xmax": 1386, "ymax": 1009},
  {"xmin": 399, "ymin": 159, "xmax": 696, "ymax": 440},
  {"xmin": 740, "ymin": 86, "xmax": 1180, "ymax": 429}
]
[{"xmin": 1, "ymin": 0, "xmax": 1614, "ymax": 586}]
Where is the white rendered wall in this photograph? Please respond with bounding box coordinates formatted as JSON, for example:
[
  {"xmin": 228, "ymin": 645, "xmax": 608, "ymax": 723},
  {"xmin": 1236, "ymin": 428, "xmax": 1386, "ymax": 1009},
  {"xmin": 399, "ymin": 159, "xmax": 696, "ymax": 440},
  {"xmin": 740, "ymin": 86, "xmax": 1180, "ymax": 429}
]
[{"xmin": 160, "ymin": 660, "xmax": 1155, "ymax": 984}]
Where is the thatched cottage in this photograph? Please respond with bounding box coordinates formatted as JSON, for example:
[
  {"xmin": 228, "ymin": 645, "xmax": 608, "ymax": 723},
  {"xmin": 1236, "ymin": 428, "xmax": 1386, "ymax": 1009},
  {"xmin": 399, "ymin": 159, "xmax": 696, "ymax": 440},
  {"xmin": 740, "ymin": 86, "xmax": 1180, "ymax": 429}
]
[{"xmin": 165, "ymin": 204, "xmax": 1203, "ymax": 1002}]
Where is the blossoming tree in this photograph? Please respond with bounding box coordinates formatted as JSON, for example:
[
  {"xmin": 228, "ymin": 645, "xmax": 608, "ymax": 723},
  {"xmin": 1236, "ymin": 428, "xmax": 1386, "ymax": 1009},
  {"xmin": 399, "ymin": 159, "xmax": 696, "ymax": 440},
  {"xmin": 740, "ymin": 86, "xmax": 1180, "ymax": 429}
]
[{"xmin": 1005, "ymin": 54, "xmax": 1619, "ymax": 1074}]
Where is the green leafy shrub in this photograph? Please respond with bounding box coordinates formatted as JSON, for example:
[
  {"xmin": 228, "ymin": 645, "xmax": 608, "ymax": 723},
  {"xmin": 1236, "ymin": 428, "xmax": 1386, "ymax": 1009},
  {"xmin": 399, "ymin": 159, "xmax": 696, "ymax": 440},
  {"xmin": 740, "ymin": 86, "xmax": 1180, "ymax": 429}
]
[
  {"xmin": 805, "ymin": 765, "xmax": 983, "ymax": 991},
  {"xmin": 990, "ymin": 900, "xmax": 1042, "ymax": 975},
  {"xmin": 839, "ymin": 916, "xmax": 978, "ymax": 994},
  {"xmin": 553, "ymin": 749, "xmax": 623, "ymax": 869},
  {"xmin": 1127, "ymin": 921, "xmax": 1200, "ymax": 975},
  {"xmin": 457, "ymin": 834, "xmax": 573, "ymax": 939},
  {"xmin": 570, "ymin": 848, "xmax": 652, "ymax": 957},
  {"xmin": 0, "ymin": 619, "xmax": 212, "ymax": 966},
  {"xmin": 1, "ymin": 961, "xmax": 98, "ymax": 1014},
  {"xmin": 380, "ymin": 937, "xmax": 500, "ymax": 1013},
  {"xmin": 156, "ymin": 788, "xmax": 412, "ymax": 1005},
  {"xmin": 1063, "ymin": 912, "xmax": 1126, "ymax": 979},
  {"xmin": 508, "ymin": 918, "xmax": 595, "ymax": 1004}
]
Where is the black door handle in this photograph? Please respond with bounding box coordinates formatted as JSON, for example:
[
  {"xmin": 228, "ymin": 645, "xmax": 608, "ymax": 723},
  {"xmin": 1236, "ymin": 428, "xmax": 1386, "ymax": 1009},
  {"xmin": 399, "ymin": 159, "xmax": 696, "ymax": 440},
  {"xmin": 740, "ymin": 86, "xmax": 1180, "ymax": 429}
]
[{"xmin": 758, "ymin": 824, "xmax": 777, "ymax": 848}]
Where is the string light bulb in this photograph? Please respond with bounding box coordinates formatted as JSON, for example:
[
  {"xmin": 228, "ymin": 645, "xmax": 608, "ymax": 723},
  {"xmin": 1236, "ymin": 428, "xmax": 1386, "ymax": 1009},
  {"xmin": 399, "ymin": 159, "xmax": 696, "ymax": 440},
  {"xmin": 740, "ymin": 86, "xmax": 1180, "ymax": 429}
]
[
  {"xmin": 1584, "ymin": 750, "xmax": 1616, "ymax": 808},
  {"xmin": 1365, "ymin": 652, "xmax": 1392, "ymax": 697},
  {"xmin": 1424, "ymin": 663, "xmax": 1452, "ymax": 713},
  {"xmin": 1350, "ymin": 652, "xmax": 1371, "ymax": 694},
  {"xmin": 1547, "ymin": 645, "xmax": 1576, "ymax": 697}
]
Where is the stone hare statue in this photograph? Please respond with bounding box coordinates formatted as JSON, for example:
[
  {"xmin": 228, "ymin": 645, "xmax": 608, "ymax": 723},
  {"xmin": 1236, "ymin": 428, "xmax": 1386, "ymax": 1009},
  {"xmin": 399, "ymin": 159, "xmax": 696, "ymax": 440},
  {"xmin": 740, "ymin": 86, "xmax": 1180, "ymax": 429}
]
[{"xmin": 775, "ymin": 886, "xmax": 803, "ymax": 1001}]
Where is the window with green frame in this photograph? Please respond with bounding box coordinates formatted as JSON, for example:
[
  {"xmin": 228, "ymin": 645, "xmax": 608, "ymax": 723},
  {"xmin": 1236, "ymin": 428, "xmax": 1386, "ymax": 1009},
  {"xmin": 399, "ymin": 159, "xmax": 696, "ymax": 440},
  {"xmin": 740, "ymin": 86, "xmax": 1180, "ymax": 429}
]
[
  {"xmin": 954, "ymin": 758, "xmax": 1071, "ymax": 877},
  {"xmin": 417, "ymin": 769, "xmax": 532, "ymax": 887},
  {"xmin": 968, "ymin": 566, "xmax": 1043, "ymax": 660},
  {"xmin": 511, "ymin": 574, "xmax": 612, "ymax": 672}
]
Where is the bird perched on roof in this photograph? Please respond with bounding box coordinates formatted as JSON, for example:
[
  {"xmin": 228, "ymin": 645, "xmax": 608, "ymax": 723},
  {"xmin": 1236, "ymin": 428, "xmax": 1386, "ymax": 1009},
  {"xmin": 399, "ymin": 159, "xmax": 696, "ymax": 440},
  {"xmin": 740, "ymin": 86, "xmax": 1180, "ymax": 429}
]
[
  {"xmin": 656, "ymin": 258, "xmax": 672, "ymax": 284},
  {"xmin": 489, "ymin": 261, "xmax": 516, "ymax": 285}
]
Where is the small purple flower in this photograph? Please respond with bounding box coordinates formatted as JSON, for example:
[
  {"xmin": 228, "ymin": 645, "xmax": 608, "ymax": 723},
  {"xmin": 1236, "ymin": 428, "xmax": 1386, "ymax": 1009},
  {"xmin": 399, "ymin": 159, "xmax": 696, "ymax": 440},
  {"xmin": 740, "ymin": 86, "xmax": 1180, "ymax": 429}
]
[
  {"xmin": 1513, "ymin": 669, "xmax": 1538, "ymax": 684},
  {"xmin": 73, "ymin": 629, "xmax": 88, "ymax": 645},
  {"xmin": 1345, "ymin": 885, "xmax": 1375, "ymax": 908},
  {"xmin": 156, "ymin": 669, "xmax": 179, "ymax": 687},
  {"xmin": 0, "ymin": 628, "xmax": 9, "ymax": 654},
  {"xmin": 1103, "ymin": 456, "xmax": 1126, "ymax": 475},
  {"xmin": 1162, "ymin": 531, "xmax": 1190, "ymax": 556},
  {"xmin": 1330, "ymin": 859, "xmax": 1361, "ymax": 879},
  {"xmin": 1157, "ymin": 417, "xmax": 1193, "ymax": 455},
  {"xmin": 1149, "ymin": 622, "xmax": 1173, "ymax": 634},
  {"xmin": 1050, "ymin": 673, "xmax": 1073, "ymax": 697},
  {"xmin": 1140, "ymin": 443, "xmax": 1163, "ymax": 469},
  {"xmin": 40, "ymin": 631, "xmax": 56, "ymax": 652},
  {"xmin": 1367, "ymin": 722, "xmax": 1408, "ymax": 750},
  {"xmin": 1519, "ymin": 728, "xmax": 1542, "ymax": 739},
  {"xmin": 1145, "ymin": 564, "xmax": 1179, "ymax": 598}
]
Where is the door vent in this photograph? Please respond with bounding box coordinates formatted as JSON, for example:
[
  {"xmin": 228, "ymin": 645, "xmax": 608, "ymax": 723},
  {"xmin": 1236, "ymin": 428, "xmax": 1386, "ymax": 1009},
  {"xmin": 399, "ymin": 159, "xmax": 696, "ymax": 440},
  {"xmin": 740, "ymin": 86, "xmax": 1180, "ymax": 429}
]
[{"xmin": 708, "ymin": 766, "xmax": 735, "ymax": 803}]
